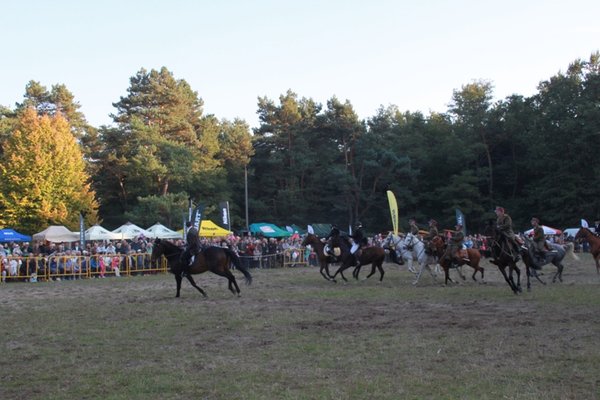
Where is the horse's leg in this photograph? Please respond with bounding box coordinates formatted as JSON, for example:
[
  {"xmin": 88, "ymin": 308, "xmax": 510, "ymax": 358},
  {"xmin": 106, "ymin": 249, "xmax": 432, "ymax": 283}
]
[
  {"xmin": 331, "ymin": 263, "xmax": 350, "ymax": 283},
  {"xmin": 595, "ymin": 255, "xmax": 600, "ymax": 274},
  {"xmin": 497, "ymin": 264, "xmax": 518, "ymax": 294},
  {"xmin": 319, "ymin": 261, "xmax": 332, "ymax": 282},
  {"xmin": 364, "ymin": 263, "xmax": 378, "ymax": 280},
  {"xmin": 376, "ymin": 262, "xmax": 384, "ymax": 282},
  {"xmin": 185, "ymin": 274, "xmax": 208, "ymax": 297},
  {"xmin": 552, "ymin": 261, "xmax": 563, "ymax": 283},
  {"xmin": 175, "ymin": 274, "xmax": 183, "ymax": 298},
  {"xmin": 353, "ymin": 264, "xmax": 363, "ymax": 280},
  {"xmin": 456, "ymin": 265, "xmax": 466, "ymax": 281}
]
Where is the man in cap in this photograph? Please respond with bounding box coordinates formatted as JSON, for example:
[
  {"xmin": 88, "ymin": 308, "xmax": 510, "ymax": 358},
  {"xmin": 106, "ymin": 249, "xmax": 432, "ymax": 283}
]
[
  {"xmin": 423, "ymin": 219, "xmax": 439, "ymax": 255},
  {"xmin": 180, "ymin": 221, "xmax": 201, "ymax": 276},
  {"xmin": 444, "ymin": 223, "xmax": 470, "ymax": 264},
  {"xmin": 495, "ymin": 206, "xmax": 523, "ymax": 261},
  {"xmin": 349, "ymin": 221, "xmax": 367, "ymax": 265},
  {"xmin": 531, "ymin": 217, "xmax": 553, "ymax": 259},
  {"xmin": 325, "ymin": 224, "xmax": 341, "ymax": 257},
  {"xmin": 408, "ymin": 218, "xmax": 419, "ymax": 236}
]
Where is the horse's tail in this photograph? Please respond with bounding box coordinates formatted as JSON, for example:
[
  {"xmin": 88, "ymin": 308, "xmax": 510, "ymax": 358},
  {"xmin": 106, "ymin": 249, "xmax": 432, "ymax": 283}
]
[
  {"xmin": 564, "ymin": 242, "xmax": 579, "ymax": 261},
  {"xmin": 224, "ymin": 248, "xmax": 252, "ymax": 285}
]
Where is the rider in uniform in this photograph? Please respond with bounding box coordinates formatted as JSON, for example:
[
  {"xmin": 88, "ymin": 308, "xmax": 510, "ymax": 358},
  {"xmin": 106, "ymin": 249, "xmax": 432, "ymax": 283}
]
[
  {"xmin": 408, "ymin": 218, "xmax": 419, "ymax": 236},
  {"xmin": 444, "ymin": 223, "xmax": 470, "ymax": 264},
  {"xmin": 181, "ymin": 221, "xmax": 201, "ymax": 276},
  {"xmin": 531, "ymin": 217, "xmax": 550, "ymax": 259},
  {"xmin": 423, "ymin": 219, "xmax": 439, "ymax": 255},
  {"xmin": 495, "ymin": 206, "xmax": 523, "ymax": 261}
]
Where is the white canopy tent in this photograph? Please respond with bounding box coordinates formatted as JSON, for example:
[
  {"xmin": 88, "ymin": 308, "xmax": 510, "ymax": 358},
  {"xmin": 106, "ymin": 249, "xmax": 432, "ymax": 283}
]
[
  {"xmin": 84, "ymin": 224, "xmax": 121, "ymax": 241},
  {"xmin": 524, "ymin": 225, "xmax": 563, "ymax": 236},
  {"xmin": 32, "ymin": 225, "xmax": 79, "ymax": 242},
  {"xmin": 112, "ymin": 222, "xmax": 153, "ymax": 240},
  {"xmin": 146, "ymin": 222, "xmax": 183, "ymax": 239}
]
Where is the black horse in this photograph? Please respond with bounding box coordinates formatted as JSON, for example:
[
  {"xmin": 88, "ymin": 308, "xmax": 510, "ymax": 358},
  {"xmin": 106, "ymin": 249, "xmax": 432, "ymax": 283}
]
[
  {"xmin": 151, "ymin": 239, "xmax": 252, "ymax": 297},
  {"xmin": 483, "ymin": 223, "xmax": 523, "ymax": 294},
  {"xmin": 328, "ymin": 235, "xmax": 387, "ymax": 282}
]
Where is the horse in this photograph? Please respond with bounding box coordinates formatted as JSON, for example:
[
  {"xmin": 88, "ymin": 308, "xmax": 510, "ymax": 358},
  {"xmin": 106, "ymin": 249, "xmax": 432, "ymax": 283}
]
[
  {"xmin": 431, "ymin": 235, "xmax": 485, "ymax": 285},
  {"xmin": 328, "ymin": 235, "xmax": 387, "ymax": 282},
  {"xmin": 521, "ymin": 235, "xmax": 579, "ymax": 286},
  {"xmin": 301, "ymin": 234, "xmax": 336, "ymax": 281},
  {"xmin": 575, "ymin": 227, "xmax": 600, "ymax": 274},
  {"xmin": 482, "ymin": 224, "xmax": 522, "ymax": 294},
  {"xmin": 150, "ymin": 239, "xmax": 252, "ymax": 298},
  {"xmin": 381, "ymin": 233, "xmax": 415, "ymax": 273},
  {"xmin": 395, "ymin": 233, "xmax": 439, "ymax": 285}
]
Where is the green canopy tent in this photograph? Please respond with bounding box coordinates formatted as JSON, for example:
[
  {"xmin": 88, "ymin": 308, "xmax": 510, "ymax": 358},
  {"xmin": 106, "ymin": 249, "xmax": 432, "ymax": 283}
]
[
  {"xmin": 250, "ymin": 222, "xmax": 292, "ymax": 238},
  {"xmin": 290, "ymin": 224, "xmax": 307, "ymax": 235},
  {"xmin": 309, "ymin": 223, "xmax": 332, "ymax": 237}
]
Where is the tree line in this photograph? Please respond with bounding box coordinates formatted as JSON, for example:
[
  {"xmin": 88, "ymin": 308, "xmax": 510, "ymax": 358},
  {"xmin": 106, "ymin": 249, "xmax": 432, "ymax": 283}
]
[{"xmin": 1, "ymin": 53, "xmax": 599, "ymax": 234}]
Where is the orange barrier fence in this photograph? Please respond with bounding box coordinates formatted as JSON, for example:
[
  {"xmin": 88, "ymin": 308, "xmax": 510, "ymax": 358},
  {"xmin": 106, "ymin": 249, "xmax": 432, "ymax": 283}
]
[{"xmin": 0, "ymin": 254, "xmax": 167, "ymax": 282}]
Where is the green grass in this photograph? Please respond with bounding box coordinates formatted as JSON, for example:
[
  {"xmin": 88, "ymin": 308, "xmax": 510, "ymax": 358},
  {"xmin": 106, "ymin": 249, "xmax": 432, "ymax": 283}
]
[{"xmin": 1, "ymin": 256, "xmax": 600, "ymax": 399}]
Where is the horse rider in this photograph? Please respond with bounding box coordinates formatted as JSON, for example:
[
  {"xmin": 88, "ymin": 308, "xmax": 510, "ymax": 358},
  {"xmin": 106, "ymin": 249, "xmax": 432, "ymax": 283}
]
[
  {"xmin": 531, "ymin": 217, "xmax": 553, "ymax": 258},
  {"xmin": 180, "ymin": 221, "xmax": 201, "ymax": 276},
  {"xmin": 325, "ymin": 224, "xmax": 341, "ymax": 257},
  {"xmin": 495, "ymin": 206, "xmax": 524, "ymax": 260},
  {"xmin": 423, "ymin": 219, "xmax": 439, "ymax": 255},
  {"xmin": 443, "ymin": 223, "xmax": 470, "ymax": 264},
  {"xmin": 350, "ymin": 221, "xmax": 368, "ymax": 265},
  {"xmin": 594, "ymin": 219, "xmax": 600, "ymax": 234},
  {"xmin": 408, "ymin": 217, "xmax": 419, "ymax": 236}
]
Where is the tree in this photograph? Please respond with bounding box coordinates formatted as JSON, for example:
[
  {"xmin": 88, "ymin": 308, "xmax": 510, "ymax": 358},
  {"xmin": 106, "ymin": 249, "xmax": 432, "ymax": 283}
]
[
  {"xmin": 448, "ymin": 81, "xmax": 495, "ymax": 207},
  {"xmin": 0, "ymin": 109, "xmax": 98, "ymax": 232},
  {"xmin": 94, "ymin": 67, "xmax": 223, "ymax": 224}
]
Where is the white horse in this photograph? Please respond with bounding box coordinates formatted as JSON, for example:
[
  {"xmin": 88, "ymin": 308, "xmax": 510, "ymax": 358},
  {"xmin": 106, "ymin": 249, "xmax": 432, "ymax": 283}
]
[{"xmin": 383, "ymin": 233, "xmax": 439, "ymax": 284}]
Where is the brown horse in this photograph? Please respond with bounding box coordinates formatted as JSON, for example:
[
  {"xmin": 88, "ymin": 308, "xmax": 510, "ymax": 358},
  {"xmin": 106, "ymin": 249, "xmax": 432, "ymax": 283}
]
[
  {"xmin": 151, "ymin": 239, "xmax": 252, "ymax": 297},
  {"xmin": 431, "ymin": 236, "xmax": 485, "ymax": 285},
  {"xmin": 301, "ymin": 234, "xmax": 336, "ymax": 281},
  {"xmin": 575, "ymin": 227, "xmax": 600, "ymax": 274},
  {"xmin": 329, "ymin": 235, "xmax": 387, "ymax": 282}
]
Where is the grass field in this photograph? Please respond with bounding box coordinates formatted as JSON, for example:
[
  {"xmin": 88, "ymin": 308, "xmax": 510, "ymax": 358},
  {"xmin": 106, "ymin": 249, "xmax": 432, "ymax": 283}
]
[{"xmin": 1, "ymin": 253, "xmax": 600, "ymax": 400}]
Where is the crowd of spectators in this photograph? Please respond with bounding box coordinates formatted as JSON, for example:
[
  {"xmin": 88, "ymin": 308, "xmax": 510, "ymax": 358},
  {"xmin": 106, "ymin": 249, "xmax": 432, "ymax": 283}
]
[{"xmin": 0, "ymin": 228, "xmax": 587, "ymax": 283}]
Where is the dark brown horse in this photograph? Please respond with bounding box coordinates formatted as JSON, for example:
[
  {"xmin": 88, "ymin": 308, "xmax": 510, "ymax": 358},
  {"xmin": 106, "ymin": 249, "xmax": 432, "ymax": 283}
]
[
  {"xmin": 431, "ymin": 236, "xmax": 485, "ymax": 285},
  {"xmin": 151, "ymin": 239, "xmax": 252, "ymax": 297},
  {"xmin": 301, "ymin": 234, "xmax": 336, "ymax": 281},
  {"xmin": 575, "ymin": 227, "xmax": 600, "ymax": 274},
  {"xmin": 483, "ymin": 224, "xmax": 522, "ymax": 294},
  {"xmin": 329, "ymin": 235, "xmax": 387, "ymax": 282}
]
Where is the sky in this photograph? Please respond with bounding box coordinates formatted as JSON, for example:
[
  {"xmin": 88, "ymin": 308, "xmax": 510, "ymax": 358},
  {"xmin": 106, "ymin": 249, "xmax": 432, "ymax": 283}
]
[{"xmin": 2, "ymin": 0, "xmax": 599, "ymax": 129}]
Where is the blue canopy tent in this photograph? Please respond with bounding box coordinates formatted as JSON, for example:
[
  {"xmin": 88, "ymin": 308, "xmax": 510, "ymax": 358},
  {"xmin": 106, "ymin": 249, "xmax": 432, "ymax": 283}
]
[
  {"xmin": 0, "ymin": 228, "xmax": 32, "ymax": 243},
  {"xmin": 250, "ymin": 223, "xmax": 292, "ymax": 238}
]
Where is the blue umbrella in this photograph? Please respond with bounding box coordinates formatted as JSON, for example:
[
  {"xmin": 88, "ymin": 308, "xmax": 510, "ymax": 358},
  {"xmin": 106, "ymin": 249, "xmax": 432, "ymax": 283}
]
[{"xmin": 0, "ymin": 228, "xmax": 32, "ymax": 243}]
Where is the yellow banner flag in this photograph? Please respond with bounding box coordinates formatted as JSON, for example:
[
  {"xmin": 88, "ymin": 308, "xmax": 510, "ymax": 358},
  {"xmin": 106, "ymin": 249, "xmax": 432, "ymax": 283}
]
[{"xmin": 386, "ymin": 190, "xmax": 399, "ymax": 235}]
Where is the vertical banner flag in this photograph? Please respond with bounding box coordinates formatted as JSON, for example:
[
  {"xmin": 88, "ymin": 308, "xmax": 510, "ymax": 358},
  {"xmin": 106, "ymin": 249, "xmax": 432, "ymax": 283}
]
[
  {"xmin": 191, "ymin": 203, "xmax": 205, "ymax": 231},
  {"xmin": 79, "ymin": 212, "xmax": 86, "ymax": 250},
  {"xmin": 455, "ymin": 208, "xmax": 466, "ymax": 234},
  {"xmin": 219, "ymin": 201, "xmax": 230, "ymax": 231},
  {"xmin": 307, "ymin": 225, "xmax": 315, "ymax": 234},
  {"xmin": 386, "ymin": 190, "xmax": 399, "ymax": 235},
  {"xmin": 581, "ymin": 219, "xmax": 589, "ymax": 228}
]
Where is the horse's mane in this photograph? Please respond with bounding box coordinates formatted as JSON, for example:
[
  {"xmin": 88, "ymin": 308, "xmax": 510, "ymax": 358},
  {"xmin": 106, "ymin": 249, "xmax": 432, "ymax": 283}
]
[{"xmin": 157, "ymin": 239, "xmax": 182, "ymax": 253}]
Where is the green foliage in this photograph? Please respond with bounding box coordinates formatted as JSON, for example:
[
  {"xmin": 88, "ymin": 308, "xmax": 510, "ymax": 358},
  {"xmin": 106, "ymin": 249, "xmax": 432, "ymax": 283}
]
[
  {"xmin": 0, "ymin": 109, "xmax": 98, "ymax": 232},
  {"xmin": 123, "ymin": 192, "xmax": 189, "ymax": 230}
]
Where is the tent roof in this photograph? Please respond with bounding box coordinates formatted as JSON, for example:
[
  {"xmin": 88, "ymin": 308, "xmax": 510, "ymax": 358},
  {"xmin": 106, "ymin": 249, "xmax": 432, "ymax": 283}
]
[
  {"xmin": 146, "ymin": 222, "xmax": 183, "ymax": 239},
  {"xmin": 308, "ymin": 223, "xmax": 331, "ymax": 237},
  {"xmin": 250, "ymin": 222, "xmax": 291, "ymax": 238},
  {"xmin": 84, "ymin": 225, "xmax": 121, "ymax": 241},
  {"xmin": 200, "ymin": 220, "xmax": 232, "ymax": 237},
  {"xmin": 0, "ymin": 228, "xmax": 32, "ymax": 243},
  {"xmin": 112, "ymin": 222, "xmax": 153, "ymax": 240},
  {"xmin": 32, "ymin": 225, "xmax": 79, "ymax": 242}
]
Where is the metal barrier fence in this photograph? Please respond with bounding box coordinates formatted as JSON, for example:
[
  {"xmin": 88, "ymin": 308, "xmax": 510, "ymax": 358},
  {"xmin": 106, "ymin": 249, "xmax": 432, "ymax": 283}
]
[
  {"xmin": 0, "ymin": 248, "xmax": 315, "ymax": 283},
  {"xmin": 0, "ymin": 254, "xmax": 167, "ymax": 282}
]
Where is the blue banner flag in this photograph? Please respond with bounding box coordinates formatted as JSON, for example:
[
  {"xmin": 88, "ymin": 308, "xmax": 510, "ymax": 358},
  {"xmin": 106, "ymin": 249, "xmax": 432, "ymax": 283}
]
[{"xmin": 455, "ymin": 208, "xmax": 467, "ymax": 234}]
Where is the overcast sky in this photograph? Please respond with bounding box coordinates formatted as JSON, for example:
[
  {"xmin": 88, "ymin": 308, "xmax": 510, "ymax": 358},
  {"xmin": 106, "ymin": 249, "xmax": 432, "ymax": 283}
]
[{"xmin": 2, "ymin": 0, "xmax": 599, "ymax": 129}]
